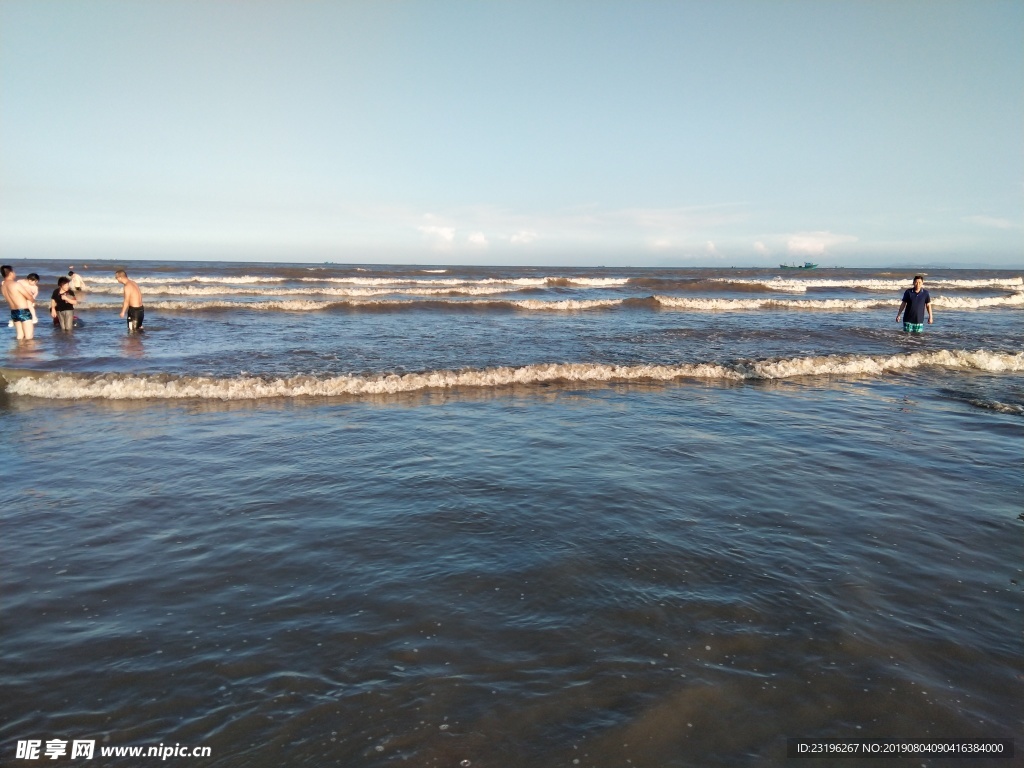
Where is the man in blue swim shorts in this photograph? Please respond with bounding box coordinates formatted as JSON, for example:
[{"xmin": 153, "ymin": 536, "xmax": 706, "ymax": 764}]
[
  {"xmin": 2, "ymin": 264, "xmax": 36, "ymax": 340},
  {"xmin": 896, "ymin": 275, "xmax": 933, "ymax": 333}
]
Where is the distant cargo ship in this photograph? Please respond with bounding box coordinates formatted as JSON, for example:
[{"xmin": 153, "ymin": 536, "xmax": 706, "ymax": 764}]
[{"xmin": 779, "ymin": 261, "xmax": 818, "ymax": 269}]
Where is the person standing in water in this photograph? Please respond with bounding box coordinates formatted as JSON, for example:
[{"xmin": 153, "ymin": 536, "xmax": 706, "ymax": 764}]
[
  {"xmin": 115, "ymin": 270, "xmax": 145, "ymax": 331},
  {"xmin": 2, "ymin": 265, "xmax": 36, "ymax": 339},
  {"xmin": 68, "ymin": 269, "xmax": 85, "ymax": 294},
  {"xmin": 50, "ymin": 276, "xmax": 78, "ymax": 331},
  {"xmin": 896, "ymin": 275, "xmax": 933, "ymax": 333}
]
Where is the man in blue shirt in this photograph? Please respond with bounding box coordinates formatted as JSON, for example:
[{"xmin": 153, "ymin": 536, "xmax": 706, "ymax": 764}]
[{"xmin": 896, "ymin": 275, "xmax": 933, "ymax": 333}]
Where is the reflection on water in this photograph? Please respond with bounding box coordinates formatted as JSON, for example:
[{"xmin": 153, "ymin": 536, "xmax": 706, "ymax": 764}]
[
  {"xmin": 4, "ymin": 337, "xmax": 44, "ymax": 362},
  {"xmin": 119, "ymin": 332, "xmax": 146, "ymax": 359},
  {"xmin": 50, "ymin": 331, "xmax": 81, "ymax": 357}
]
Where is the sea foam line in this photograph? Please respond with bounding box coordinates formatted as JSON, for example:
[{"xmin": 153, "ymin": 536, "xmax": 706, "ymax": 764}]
[
  {"xmin": 130, "ymin": 298, "xmax": 627, "ymax": 311},
  {"xmin": 5, "ymin": 350, "xmax": 1022, "ymax": 401},
  {"xmin": 77, "ymin": 292, "xmax": 1024, "ymax": 313},
  {"xmin": 717, "ymin": 277, "xmax": 1024, "ymax": 293},
  {"xmin": 82, "ymin": 284, "xmax": 543, "ymax": 298},
  {"xmin": 83, "ymin": 275, "xmax": 631, "ymax": 289},
  {"xmin": 654, "ymin": 294, "xmax": 1024, "ymax": 310}
]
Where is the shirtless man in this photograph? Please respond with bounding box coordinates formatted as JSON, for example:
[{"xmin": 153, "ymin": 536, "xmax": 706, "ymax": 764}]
[
  {"xmin": 115, "ymin": 270, "xmax": 145, "ymax": 331},
  {"xmin": 2, "ymin": 265, "xmax": 36, "ymax": 339}
]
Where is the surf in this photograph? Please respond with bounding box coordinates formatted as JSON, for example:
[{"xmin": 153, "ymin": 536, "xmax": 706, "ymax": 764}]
[{"xmin": 5, "ymin": 349, "xmax": 1021, "ymax": 401}]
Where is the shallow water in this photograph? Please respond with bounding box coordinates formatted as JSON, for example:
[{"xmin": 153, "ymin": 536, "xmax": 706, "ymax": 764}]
[{"xmin": 2, "ymin": 261, "xmax": 1022, "ymax": 766}]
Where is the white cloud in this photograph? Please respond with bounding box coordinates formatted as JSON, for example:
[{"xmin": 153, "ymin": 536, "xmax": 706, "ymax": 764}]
[
  {"xmin": 786, "ymin": 231, "xmax": 858, "ymax": 256},
  {"xmin": 963, "ymin": 215, "xmax": 1017, "ymax": 230},
  {"xmin": 754, "ymin": 241, "xmax": 769, "ymax": 254},
  {"xmin": 418, "ymin": 224, "xmax": 455, "ymax": 250},
  {"xmin": 706, "ymin": 240, "xmax": 718, "ymax": 255},
  {"xmin": 509, "ymin": 230, "xmax": 538, "ymax": 244},
  {"xmin": 396, "ymin": 203, "xmax": 748, "ymax": 254}
]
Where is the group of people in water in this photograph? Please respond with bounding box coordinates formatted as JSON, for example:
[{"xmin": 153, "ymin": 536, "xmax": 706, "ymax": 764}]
[
  {"xmin": 1, "ymin": 266, "xmax": 145, "ymax": 340},
  {"xmin": 3, "ymin": 265, "xmax": 934, "ymax": 341}
]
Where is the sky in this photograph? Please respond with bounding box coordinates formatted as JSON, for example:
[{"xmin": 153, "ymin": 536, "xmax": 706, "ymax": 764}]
[{"xmin": 1, "ymin": 0, "xmax": 1021, "ymax": 266}]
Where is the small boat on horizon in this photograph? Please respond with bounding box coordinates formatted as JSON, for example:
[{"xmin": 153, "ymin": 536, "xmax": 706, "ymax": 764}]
[{"xmin": 779, "ymin": 261, "xmax": 819, "ymax": 269}]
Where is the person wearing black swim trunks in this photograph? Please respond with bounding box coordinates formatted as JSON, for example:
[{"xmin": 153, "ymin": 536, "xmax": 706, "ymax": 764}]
[
  {"xmin": 115, "ymin": 269, "xmax": 145, "ymax": 332},
  {"xmin": 2, "ymin": 264, "xmax": 36, "ymax": 340}
]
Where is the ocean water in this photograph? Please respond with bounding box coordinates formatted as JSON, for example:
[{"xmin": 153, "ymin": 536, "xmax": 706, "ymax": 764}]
[{"xmin": 1, "ymin": 260, "xmax": 1022, "ymax": 767}]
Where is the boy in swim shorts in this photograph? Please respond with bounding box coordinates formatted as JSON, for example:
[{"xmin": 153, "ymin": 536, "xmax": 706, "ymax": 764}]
[{"xmin": 16, "ymin": 273, "xmax": 40, "ymax": 325}]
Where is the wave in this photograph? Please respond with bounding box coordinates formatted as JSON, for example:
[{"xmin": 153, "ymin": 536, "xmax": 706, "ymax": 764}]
[
  {"xmin": 655, "ymin": 294, "xmax": 1024, "ymax": 310},
  {"xmin": 939, "ymin": 388, "xmax": 1024, "ymax": 416},
  {"xmin": 81, "ymin": 284, "xmax": 545, "ymax": 298},
  {"xmin": 298, "ymin": 276, "xmax": 553, "ymax": 287},
  {"xmin": 653, "ymin": 296, "xmax": 889, "ymax": 310},
  {"xmin": 84, "ymin": 275, "xmax": 288, "ymax": 285},
  {"xmin": 510, "ymin": 298, "xmax": 627, "ymax": 310},
  {"xmin": 967, "ymin": 399, "xmax": 1024, "ymax": 415},
  {"xmin": 932, "ymin": 293, "xmax": 1024, "ymax": 309},
  {"xmin": 5, "ymin": 350, "xmax": 1021, "ymax": 401},
  {"xmin": 61, "ymin": 298, "xmax": 627, "ymax": 313},
  {"xmin": 73, "ymin": 292, "xmax": 1024, "ymax": 313},
  {"xmin": 713, "ymin": 277, "xmax": 1024, "ymax": 293},
  {"xmin": 83, "ymin": 275, "xmax": 632, "ymax": 289}
]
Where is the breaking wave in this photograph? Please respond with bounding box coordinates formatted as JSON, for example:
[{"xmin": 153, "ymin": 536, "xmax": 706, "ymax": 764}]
[
  {"xmin": 84, "ymin": 275, "xmax": 631, "ymax": 289},
  {"xmin": 5, "ymin": 350, "xmax": 1021, "ymax": 401},
  {"xmin": 654, "ymin": 294, "xmax": 1024, "ymax": 310},
  {"xmin": 84, "ymin": 274, "xmax": 288, "ymax": 285},
  {"xmin": 715, "ymin": 277, "xmax": 1024, "ymax": 293},
  {"xmin": 71, "ymin": 293, "xmax": 1024, "ymax": 313},
  {"xmin": 967, "ymin": 399, "xmax": 1024, "ymax": 415},
  {"xmin": 118, "ymin": 298, "xmax": 623, "ymax": 312},
  {"xmin": 82, "ymin": 284, "xmax": 543, "ymax": 298}
]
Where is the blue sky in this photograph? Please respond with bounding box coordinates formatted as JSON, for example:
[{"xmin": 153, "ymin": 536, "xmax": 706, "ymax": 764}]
[{"xmin": 1, "ymin": 0, "xmax": 1021, "ymax": 266}]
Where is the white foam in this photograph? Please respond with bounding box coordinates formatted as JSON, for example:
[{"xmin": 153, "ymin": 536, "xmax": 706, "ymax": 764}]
[
  {"xmin": 510, "ymin": 299, "xmax": 625, "ymax": 311},
  {"xmin": 7, "ymin": 350, "xmax": 1022, "ymax": 401},
  {"xmin": 653, "ymin": 296, "xmax": 893, "ymax": 310},
  {"xmin": 299, "ymin": 276, "xmax": 548, "ymax": 287},
  {"xmin": 719, "ymin": 277, "xmax": 1024, "ymax": 293},
  {"xmin": 82, "ymin": 274, "xmax": 631, "ymax": 290},
  {"xmin": 130, "ymin": 298, "xmax": 620, "ymax": 312},
  {"xmin": 932, "ymin": 293, "xmax": 1024, "ymax": 309},
  {"xmin": 654, "ymin": 293, "xmax": 1024, "ymax": 310},
  {"xmin": 73, "ymin": 292, "xmax": 1024, "ymax": 313},
  {"xmin": 84, "ymin": 274, "xmax": 287, "ymax": 285},
  {"xmin": 82, "ymin": 283, "xmax": 538, "ymax": 298},
  {"xmin": 160, "ymin": 299, "xmax": 338, "ymax": 311},
  {"xmin": 970, "ymin": 400, "xmax": 1024, "ymax": 415},
  {"xmin": 560, "ymin": 277, "xmax": 631, "ymax": 287}
]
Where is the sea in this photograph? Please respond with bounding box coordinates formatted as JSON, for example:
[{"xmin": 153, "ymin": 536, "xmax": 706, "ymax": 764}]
[{"xmin": 2, "ymin": 260, "xmax": 1022, "ymax": 767}]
